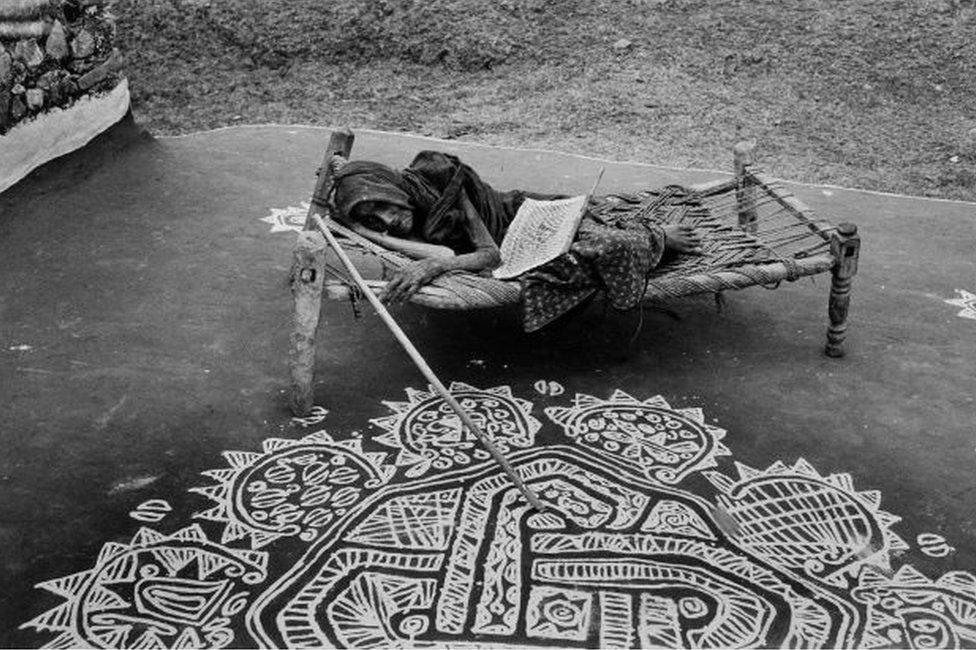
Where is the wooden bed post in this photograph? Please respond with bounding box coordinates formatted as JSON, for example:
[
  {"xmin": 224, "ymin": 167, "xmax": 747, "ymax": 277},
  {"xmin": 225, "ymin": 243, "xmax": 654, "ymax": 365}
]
[
  {"xmin": 290, "ymin": 231, "xmax": 328, "ymax": 416},
  {"xmin": 825, "ymin": 222, "xmax": 860, "ymax": 358},
  {"xmin": 733, "ymin": 140, "xmax": 758, "ymax": 233},
  {"xmin": 303, "ymin": 128, "xmax": 355, "ymax": 230},
  {"xmin": 289, "ymin": 127, "xmax": 355, "ymax": 416}
]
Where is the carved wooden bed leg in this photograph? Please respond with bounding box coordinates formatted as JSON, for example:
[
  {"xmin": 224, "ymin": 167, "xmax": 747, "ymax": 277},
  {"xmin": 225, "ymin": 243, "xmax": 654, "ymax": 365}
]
[
  {"xmin": 733, "ymin": 140, "xmax": 758, "ymax": 233},
  {"xmin": 825, "ymin": 222, "xmax": 860, "ymax": 358},
  {"xmin": 289, "ymin": 128, "xmax": 355, "ymax": 415},
  {"xmin": 290, "ymin": 231, "xmax": 328, "ymax": 416}
]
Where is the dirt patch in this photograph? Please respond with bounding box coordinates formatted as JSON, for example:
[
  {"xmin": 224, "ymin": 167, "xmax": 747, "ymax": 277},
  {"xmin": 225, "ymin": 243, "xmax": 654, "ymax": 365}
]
[{"xmin": 117, "ymin": 0, "xmax": 976, "ymax": 200}]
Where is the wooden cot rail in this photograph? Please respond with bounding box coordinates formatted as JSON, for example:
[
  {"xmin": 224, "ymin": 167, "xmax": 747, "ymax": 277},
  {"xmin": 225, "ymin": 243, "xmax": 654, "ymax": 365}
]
[
  {"xmin": 643, "ymin": 253, "xmax": 836, "ymax": 300},
  {"xmin": 323, "ymin": 278, "xmax": 520, "ymax": 310},
  {"xmin": 321, "ymin": 253, "xmax": 838, "ymax": 307}
]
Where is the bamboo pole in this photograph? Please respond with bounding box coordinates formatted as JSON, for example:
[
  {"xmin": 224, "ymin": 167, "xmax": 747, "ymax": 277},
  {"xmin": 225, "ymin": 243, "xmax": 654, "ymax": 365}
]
[{"xmin": 311, "ymin": 213, "xmax": 546, "ymax": 512}]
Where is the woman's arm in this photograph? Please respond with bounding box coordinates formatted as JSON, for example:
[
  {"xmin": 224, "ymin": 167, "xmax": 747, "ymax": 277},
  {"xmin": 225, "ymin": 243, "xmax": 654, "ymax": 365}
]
[
  {"xmin": 439, "ymin": 194, "xmax": 502, "ymax": 273},
  {"xmin": 381, "ymin": 194, "xmax": 502, "ymax": 304},
  {"xmin": 348, "ymin": 222, "xmax": 454, "ymax": 260}
]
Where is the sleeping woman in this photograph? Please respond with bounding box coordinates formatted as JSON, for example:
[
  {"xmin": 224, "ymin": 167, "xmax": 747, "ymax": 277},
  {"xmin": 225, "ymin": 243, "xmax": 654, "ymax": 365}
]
[{"xmin": 331, "ymin": 150, "xmax": 703, "ymax": 331}]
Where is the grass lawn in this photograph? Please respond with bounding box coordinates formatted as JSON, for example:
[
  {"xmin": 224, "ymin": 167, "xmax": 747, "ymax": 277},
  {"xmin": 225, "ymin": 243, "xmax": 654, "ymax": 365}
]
[{"xmin": 117, "ymin": 0, "xmax": 976, "ymax": 200}]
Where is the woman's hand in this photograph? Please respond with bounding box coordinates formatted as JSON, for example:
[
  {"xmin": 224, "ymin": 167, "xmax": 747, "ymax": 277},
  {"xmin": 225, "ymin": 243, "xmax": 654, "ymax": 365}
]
[
  {"xmin": 380, "ymin": 259, "xmax": 446, "ymax": 305},
  {"xmin": 662, "ymin": 224, "xmax": 704, "ymax": 255}
]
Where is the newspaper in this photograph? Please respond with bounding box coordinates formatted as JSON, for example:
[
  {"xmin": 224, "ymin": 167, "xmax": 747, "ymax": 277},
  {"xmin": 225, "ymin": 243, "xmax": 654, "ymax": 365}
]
[
  {"xmin": 493, "ymin": 194, "xmax": 589, "ymax": 279},
  {"xmin": 492, "ymin": 170, "xmax": 603, "ymax": 280}
]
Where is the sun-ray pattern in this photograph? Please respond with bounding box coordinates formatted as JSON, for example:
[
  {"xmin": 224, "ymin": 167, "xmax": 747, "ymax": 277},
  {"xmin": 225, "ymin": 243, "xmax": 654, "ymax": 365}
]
[
  {"xmin": 705, "ymin": 458, "xmax": 908, "ymax": 586},
  {"xmin": 20, "ymin": 525, "xmax": 268, "ymax": 649}
]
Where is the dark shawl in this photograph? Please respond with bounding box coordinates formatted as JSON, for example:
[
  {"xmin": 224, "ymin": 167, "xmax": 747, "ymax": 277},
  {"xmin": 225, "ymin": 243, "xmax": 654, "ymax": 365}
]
[{"xmin": 333, "ymin": 151, "xmax": 536, "ymax": 253}]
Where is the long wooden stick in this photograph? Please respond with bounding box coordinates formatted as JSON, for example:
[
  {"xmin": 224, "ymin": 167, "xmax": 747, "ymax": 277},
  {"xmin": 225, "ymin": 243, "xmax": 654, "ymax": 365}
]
[{"xmin": 311, "ymin": 214, "xmax": 547, "ymax": 512}]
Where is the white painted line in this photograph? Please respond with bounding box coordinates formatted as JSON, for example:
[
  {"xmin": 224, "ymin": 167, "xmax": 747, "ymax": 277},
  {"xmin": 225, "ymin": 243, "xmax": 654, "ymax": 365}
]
[{"xmin": 156, "ymin": 123, "xmax": 976, "ymax": 207}]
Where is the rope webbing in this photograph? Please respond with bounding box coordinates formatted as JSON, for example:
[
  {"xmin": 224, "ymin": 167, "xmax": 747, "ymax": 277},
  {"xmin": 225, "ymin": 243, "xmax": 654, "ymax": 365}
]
[{"xmin": 321, "ymin": 177, "xmax": 835, "ymax": 310}]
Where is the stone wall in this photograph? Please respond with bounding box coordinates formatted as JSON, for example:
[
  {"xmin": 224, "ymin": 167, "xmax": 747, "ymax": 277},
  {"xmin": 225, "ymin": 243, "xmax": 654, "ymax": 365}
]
[{"xmin": 0, "ymin": 0, "xmax": 124, "ymax": 135}]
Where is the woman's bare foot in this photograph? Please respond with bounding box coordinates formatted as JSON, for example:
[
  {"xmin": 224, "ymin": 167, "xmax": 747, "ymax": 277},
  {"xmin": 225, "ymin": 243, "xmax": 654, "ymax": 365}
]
[{"xmin": 663, "ymin": 224, "xmax": 704, "ymax": 255}]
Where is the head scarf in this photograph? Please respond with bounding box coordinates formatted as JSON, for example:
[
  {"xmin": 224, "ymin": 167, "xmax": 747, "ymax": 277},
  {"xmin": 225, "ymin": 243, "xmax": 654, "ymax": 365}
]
[
  {"xmin": 332, "ymin": 156, "xmax": 469, "ymax": 247},
  {"xmin": 332, "ymin": 161, "xmax": 414, "ymax": 222}
]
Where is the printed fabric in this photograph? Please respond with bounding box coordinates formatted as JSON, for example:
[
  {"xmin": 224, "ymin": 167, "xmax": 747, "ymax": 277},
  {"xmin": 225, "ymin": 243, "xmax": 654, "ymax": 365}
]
[{"xmin": 520, "ymin": 210, "xmax": 667, "ymax": 332}]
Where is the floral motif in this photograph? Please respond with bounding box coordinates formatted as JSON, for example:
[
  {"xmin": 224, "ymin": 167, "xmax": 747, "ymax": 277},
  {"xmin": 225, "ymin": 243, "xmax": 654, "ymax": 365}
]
[
  {"xmin": 20, "ymin": 384, "xmax": 976, "ymax": 650},
  {"xmin": 192, "ymin": 430, "xmax": 394, "ymax": 548},
  {"xmin": 370, "ymin": 382, "xmax": 541, "ymax": 477},
  {"xmin": 259, "ymin": 202, "xmax": 309, "ymax": 234},
  {"xmin": 545, "ymin": 390, "xmax": 729, "ymax": 484},
  {"xmin": 945, "ymin": 288, "xmax": 976, "ymax": 320}
]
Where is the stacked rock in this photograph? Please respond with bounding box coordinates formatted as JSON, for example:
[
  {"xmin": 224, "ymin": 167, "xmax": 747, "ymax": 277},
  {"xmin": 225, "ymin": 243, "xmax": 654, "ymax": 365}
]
[{"xmin": 0, "ymin": 0, "xmax": 123, "ymax": 134}]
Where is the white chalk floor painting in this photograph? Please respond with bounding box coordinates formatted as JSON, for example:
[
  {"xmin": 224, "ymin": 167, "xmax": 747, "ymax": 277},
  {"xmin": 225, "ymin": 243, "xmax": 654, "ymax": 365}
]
[
  {"xmin": 945, "ymin": 289, "xmax": 976, "ymax": 321},
  {"xmin": 545, "ymin": 390, "xmax": 730, "ymax": 484},
  {"xmin": 260, "ymin": 202, "xmax": 311, "ymax": 234},
  {"xmin": 20, "ymin": 385, "xmax": 976, "ymax": 648},
  {"xmin": 370, "ymin": 382, "xmax": 541, "ymax": 478}
]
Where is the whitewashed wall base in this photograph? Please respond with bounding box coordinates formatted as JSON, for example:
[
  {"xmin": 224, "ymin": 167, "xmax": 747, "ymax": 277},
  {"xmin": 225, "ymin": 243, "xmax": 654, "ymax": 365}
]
[{"xmin": 0, "ymin": 78, "xmax": 130, "ymax": 194}]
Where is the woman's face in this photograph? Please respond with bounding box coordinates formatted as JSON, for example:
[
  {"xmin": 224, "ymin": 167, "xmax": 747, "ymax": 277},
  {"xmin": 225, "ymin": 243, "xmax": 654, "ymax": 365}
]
[{"xmin": 352, "ymin": 201, "xmax": 414, "ymax": 237}]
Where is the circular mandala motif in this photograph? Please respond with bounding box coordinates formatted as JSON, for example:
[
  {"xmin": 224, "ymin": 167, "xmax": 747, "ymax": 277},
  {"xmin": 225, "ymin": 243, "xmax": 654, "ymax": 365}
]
[
  {"xmin": 191, "ymin": 431, "xmax": 394, "ymax": 548},
  {"xmin": 707, "ymin": 459, "xmax": 908, "ymax": 586},
  {"xmin": 546, "ymin": 391, "xmax": 729, "ymax": 484},
  {"xmin": 21, "ymin": 526, "xmax": 268, "ymax": 649},
  {"xmin": 371, "ymin": 383, "xmax": 542, "ymax": 477},
  {"xmin": 237, "ymin": 446, "xmax": 375, "ymax": 540}
]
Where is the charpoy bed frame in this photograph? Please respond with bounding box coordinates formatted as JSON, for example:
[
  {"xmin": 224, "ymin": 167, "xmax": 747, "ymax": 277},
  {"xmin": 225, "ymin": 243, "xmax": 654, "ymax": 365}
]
[{"xmin": 288, "ymin": 129, "xmax": 860, "ymax": 416}]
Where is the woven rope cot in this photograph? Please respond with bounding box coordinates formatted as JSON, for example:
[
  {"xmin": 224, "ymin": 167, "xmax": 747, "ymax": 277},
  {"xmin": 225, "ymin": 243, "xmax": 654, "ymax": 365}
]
[{"xmin": 288, "ymin": 130, "xmax": 861, "ymax": 416}]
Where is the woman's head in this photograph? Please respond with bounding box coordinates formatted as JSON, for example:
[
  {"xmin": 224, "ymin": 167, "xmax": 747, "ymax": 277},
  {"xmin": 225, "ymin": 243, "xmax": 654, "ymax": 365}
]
[
  {"xmin": 350, "ymin": 200, "xmax": 414, "ymax": 237},
  {"xmin": 333, "ymin": 161, "xmax": 416, "ymax": 235}
]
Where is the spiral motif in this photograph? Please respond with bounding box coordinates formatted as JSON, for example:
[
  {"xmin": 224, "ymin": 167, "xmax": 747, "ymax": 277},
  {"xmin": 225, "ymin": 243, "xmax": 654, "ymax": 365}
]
[
  {"xmin": 398, "ymin": 615, "xmax": 429, "ymax": 638},
  {"xmin": 542, "ymin": 599, "xmax": 583, "ymax": 627},
  {"xmin": 678, "ymin": 596, "xmax": 709, "ymax": 619}
]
